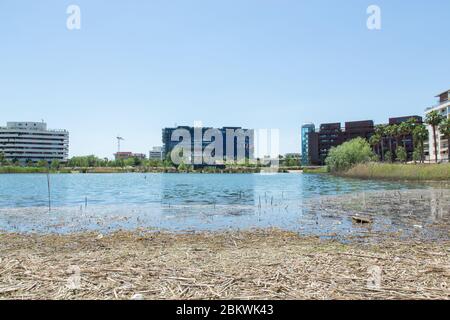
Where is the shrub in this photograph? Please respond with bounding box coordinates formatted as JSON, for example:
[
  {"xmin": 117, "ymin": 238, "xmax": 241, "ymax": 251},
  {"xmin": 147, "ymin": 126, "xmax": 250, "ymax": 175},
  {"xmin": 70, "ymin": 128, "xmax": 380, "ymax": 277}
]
[
  {"xmin": 396, "ymin": 146, "xmax": 407, "ymax": 163},
  {"xmin": 384, "ymin": 151, "xmax": 393, "ymax": 163},
  {"xmin": 412, "ymin": 150, "xmax": 421, "ymax": 163},
  {"xmin": 325, "ymin": 137, "xmax": 376, "ymax": 172}
]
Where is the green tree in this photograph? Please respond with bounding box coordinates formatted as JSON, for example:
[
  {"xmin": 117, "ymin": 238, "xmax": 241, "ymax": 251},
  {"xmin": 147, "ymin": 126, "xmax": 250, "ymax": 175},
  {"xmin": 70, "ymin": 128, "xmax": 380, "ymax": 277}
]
[
  {"xmin": 123, "ymin": 158, "xmax": 135, "ymax": 167},
  {"xmin": 413, "ymin": 124, "xmax": 428, "ymax": 163},
  {"xmin": 398, "ymin": 121, "xmax": 412, "ymax": 149},
  {"xmin": 384, "ymin": 125, "xmax": 397, "ymax": 157},
  {"xmin": 390, "ymin": 124, "xmax": 403, "ymax": 155},
  {"xmin": 384, "ymin": 150, "xmax": 393, "ymax": 163},
  {"xmin": 439, "ymin": 118, "xmax": 450, "ymax": 162},
  {"xmin": 37, "ymin": 160, "xmax": 48, "ymax": 167},
  {"xmin": 0, "ymin": 151, "xmax": 5, "ymax": 166},
  {"xmin": 283, "ymin": 155, "xmax": 300, "ymax": 167},
  {"xmin": 405, "ymin": 118, "xmax": 418, "ymax": 146},
  {"xmin": 325, "ymin": 137, "xmax": 376, "ymax": 172},
  {"xmin": 374, "ymin": 124, "xmax": 387, "ymax": 161},
  {"xmin": 51, "ymin": 159, "xmax": 60, "ymax": 170},
  {"xmin": 177, "ymin": 161, "xmax": 187, "ymax": 172},
  {"xmin": 132, "ymin": 157, "xmax": 143, "ymax": 167},
  {"xmin": 369, "ymin": 134, "xmax": 381, "ymax": 155},
  {"xmin": 396, "ymin": 146, "xmax": 407, "ymax": 163},
  {"xmin": 426, "ymin": 110, "xmax": 445, "ymax": 163},
  {"xmin": 412, "ymin": 150, "xmax": 421, "ymax": 164}
]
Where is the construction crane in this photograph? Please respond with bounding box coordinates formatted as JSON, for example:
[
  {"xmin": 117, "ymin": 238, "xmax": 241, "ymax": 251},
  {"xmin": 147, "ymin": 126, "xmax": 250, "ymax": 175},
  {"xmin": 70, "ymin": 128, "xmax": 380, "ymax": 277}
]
[{"xmin": 116, "ymin": 136, "xmax": 124, "ymax": 153}]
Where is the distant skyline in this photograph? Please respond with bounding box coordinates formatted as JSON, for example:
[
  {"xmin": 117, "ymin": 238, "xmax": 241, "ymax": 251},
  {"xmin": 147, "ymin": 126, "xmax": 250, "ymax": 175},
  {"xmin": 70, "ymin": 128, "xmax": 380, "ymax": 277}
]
[{"xmin": 0, "ymin": 1, "xmax": 449, "ymax": 158}]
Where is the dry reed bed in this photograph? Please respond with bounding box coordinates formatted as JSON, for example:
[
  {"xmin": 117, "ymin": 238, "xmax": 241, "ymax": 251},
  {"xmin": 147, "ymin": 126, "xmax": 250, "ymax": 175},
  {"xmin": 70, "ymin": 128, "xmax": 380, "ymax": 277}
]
[{"xmin": 0, "ymin": 229, "xmax": 449, "ymax": 300}]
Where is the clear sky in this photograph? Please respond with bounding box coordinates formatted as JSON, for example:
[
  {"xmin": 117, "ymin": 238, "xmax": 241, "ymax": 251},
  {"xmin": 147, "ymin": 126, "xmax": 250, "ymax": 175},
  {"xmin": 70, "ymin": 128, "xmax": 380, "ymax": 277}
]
[{"xmin": 0, "ymin": 0, "xmax": 449, "ymax": 158}]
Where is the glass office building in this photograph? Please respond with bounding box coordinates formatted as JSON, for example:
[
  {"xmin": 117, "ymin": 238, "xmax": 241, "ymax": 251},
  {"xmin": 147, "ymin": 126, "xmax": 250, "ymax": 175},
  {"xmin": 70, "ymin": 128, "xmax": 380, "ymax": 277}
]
[{"xmin": 301, "ymin": 123, "xmax": 315, "ymax": 166}]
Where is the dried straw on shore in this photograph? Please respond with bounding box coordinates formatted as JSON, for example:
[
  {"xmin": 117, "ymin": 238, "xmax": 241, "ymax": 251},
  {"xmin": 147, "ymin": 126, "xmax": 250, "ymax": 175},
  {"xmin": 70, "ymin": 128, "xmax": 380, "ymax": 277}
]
[{"xmin": 0, "ymin": 229, "xmax": 449, "ymax": 300}]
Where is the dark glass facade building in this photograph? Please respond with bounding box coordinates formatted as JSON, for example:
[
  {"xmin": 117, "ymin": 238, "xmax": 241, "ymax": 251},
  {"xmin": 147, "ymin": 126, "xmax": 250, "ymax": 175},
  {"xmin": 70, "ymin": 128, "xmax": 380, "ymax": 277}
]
[
  {"xmin": 301, "ymin": 123, "xmax": 315, "ymax": 166},
  {"xmin": 162, "ymin": 126, "xmax": 254, "ymax": 166},
  {"xmin": 307, "ymin": 120, "xmax": 374, "ymax": 165},
  {"xmin": 305, "ymin": 116, "xmax": 422, "ymax": 165}
]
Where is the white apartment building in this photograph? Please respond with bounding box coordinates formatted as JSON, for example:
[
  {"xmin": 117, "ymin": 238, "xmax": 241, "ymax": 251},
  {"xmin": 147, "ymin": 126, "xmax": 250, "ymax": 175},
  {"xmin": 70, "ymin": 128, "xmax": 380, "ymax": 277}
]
[
  {"xmin": 425, "ymin": 89, "xmax": 450, "ymax": 162},
  {"xmin": 149, "ymin": 146, "xmax": 163, "ymax": 160},
  {"xmin": 0, "ymin": 122, "xmax": 69, "ymax": 164}
]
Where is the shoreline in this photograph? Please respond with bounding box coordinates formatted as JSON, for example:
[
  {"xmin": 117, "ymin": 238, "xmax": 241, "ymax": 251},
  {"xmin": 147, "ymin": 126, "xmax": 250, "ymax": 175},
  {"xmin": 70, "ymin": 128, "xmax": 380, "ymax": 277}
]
[
  {"xmin": 1, "ymin": 229, "xmax": 448, "ymax": 300},
  {"xmin": 336, "ymin": 163, "xmax": 450, "ymax": 182},
  {"xmin": 0, "ymin": 166, "xmax": 303, "ymax": 174}
]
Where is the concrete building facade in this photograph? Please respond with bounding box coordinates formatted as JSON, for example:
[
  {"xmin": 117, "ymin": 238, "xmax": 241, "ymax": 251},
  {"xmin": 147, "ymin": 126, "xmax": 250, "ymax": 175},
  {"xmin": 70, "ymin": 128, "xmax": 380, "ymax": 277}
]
[
  {"xmin": 149, "ymin": 146, "xmax": 163, "ymax": 161},
  {"xmin": 0, "ymin": 121, "xmax": 69, "ymax": 164},
  {"xmin": 425, "ymin": 89, "xmax": 450, "ymax": 162}
]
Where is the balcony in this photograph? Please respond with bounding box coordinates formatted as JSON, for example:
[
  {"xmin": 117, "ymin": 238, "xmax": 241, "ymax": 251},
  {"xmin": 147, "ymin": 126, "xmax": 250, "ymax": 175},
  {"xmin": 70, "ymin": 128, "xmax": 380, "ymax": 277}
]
[{"xmin": 426, "ymin": 99, "xmax": 450, "ymax": 111}]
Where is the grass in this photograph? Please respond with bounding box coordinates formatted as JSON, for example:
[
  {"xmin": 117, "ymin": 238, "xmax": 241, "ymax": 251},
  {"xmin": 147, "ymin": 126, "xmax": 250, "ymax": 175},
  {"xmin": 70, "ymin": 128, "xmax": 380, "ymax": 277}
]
[
  {"xmin": 340, "ymin": 162, "xmax": 450, "ymax": 181},
  {"xmin": 0, "ymin": 166, "xmax": 51, "ymax": 174},
  {"xmin": 303, "ymin": 166, "xmax": 328, "ymax": 174}
]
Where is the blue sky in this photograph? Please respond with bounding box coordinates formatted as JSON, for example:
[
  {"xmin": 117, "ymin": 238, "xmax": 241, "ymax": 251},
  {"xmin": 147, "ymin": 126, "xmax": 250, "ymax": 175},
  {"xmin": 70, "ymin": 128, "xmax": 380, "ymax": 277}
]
[{"xmin": 0, "ymin": 0, "xmax": 449, "ymax": 158}]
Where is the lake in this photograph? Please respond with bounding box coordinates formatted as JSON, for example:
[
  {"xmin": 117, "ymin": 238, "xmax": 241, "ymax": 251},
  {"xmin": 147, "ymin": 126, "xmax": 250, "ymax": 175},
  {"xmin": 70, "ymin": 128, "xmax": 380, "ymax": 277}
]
[{"xmin": 0, "ymin": 173, "xmax": 448, "ymax": 238}]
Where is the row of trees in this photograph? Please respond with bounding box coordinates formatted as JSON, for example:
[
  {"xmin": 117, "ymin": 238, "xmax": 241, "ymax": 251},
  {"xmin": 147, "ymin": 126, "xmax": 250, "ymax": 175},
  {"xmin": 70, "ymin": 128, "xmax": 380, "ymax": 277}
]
[
  {"xmin": 368, "ymin": 113, "xmax": 450, "ymax": 163},
  {"xmin": 0, "ymin": 152, "xmax": 60, "ymax": 168},
  {"xmin": 0, "ymin": 153, "xmax": 171, "ymax": 169},
  {"xmin": 67, "ymin": 155, "xmax": 171, "ymax": 168}
]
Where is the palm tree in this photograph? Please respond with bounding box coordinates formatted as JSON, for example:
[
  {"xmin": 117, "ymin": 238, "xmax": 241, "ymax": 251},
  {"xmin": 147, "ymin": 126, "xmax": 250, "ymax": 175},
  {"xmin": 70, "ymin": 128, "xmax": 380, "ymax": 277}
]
[
  {"xmin": 439, "ymin": 118, "xmax": 450, "ymax": 162},
  {"xmin": 375, "ymin": 124, "xmax": 387, "ymax": 161},
  {"xmin": 405, "ymin": 117, "xmax": 418, "ymax": 147},
  {"xmin": 369, "ymin": 134, "xmax": 381, "ymax": 156},
  {"xmin": 413, "ymin": 124, "xmax": 428, "ymax": 163},
  {"xmin": 385, "ymin": 125, "xmax": 397, "ymax": 157},
  {"xmin": 398, "ymin": 122, "xmax": 411, "ymax": 149},
  {"xmin": 425, "ymin": 111, "xmax": 445, "ymax": 163},
  {"xmin": 391, "ymin": 124, "xmax": 403, "ymax": 158}
]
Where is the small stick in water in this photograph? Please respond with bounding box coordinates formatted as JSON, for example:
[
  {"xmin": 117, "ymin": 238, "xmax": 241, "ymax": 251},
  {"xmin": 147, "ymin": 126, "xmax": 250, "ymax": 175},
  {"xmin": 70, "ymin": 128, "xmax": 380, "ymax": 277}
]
[{"xmin": 46, "ymin": 167, "xmax": 51, "ymax": 212}]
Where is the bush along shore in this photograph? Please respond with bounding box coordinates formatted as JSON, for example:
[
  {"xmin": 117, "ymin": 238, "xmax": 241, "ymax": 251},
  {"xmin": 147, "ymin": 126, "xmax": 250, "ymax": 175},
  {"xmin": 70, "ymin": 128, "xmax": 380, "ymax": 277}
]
[{"xmin": 324, "ymin": 137, "xmax": 450, "ymax": 181}]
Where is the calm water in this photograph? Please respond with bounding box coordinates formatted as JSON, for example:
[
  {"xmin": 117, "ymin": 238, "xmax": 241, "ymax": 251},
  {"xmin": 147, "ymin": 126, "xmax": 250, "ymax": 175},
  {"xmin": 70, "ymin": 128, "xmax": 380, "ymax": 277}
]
[{"xmin": 0, "ymin": 173, "xmax": 448, "ymax": 238}]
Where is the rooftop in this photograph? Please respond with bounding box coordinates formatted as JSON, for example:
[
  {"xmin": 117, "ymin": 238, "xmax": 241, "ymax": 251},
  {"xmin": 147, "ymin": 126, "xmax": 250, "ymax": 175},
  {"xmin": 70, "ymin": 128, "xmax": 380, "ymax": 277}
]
[
  {"xmin": 0, "ymin": 121, "xmax": 68, "ymax": 133},
  {"xmin": 435, "ymin": 89, "xmax": 450, "ymax": 97}
]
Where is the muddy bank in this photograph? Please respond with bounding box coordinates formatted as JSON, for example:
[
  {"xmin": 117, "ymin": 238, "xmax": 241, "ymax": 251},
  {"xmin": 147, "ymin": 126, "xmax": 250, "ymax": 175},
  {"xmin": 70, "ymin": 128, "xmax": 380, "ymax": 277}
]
[{"xmin": 0, "ymin": 229, "xmax": 448, "ymax": 300}]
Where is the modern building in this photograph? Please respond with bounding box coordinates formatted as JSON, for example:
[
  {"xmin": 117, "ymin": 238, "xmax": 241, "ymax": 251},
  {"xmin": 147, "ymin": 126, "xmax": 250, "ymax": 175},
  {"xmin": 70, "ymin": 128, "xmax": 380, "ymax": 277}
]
[
  {"xmin": 307, "ymin": 120, "xmax": 375, "ymax": 165},
  {"xmin": 149, "ymin": 146, "xmax": 163, "ymax": 161},
  {"xmin": 425, "ymin": 89, "xmax": 450, "ymax": 162},
  {"xmin": 0, "ymin": 121, "xmax": 69, "ymax": 164},
  {"xmin": 162, "ymin": 126, "xmax": 254, "ymax": 166},
  {"xmin": 301, "ymin": 123, "xmax": 315, "ymax": 166},
  {"xmin": 306, "ymin": 116, "xmax": 423, "ymax": 165},
  {"xmin": 114, "ymin": 152, "xmax": 146, "ymax": 161}
]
